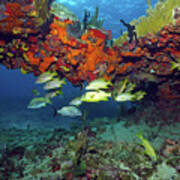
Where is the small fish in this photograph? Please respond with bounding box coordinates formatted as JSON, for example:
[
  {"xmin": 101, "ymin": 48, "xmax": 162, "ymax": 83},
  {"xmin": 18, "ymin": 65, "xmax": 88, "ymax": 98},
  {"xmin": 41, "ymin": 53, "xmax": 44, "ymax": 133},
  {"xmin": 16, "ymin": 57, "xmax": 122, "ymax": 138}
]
[
  {"xmin": 45, "ymin": 89, "xmax": 62, "ymax": 99},
  {"xmin": 114, "ymin": 93, "xmax": 134, "ymax": 102},
  {"xmin": 114, "ymin": 91, "xmax": 146, "ymax": 102},
  {"xmin": 43, "ymin": 78, "xmax": 66, "ymax": 90},
  {"xmin": 85, "ymin": 78, "xmax": 112, "ymax": 91},
  {"xmin": 57, "ymin": 106, "xmax": 82, "ymax": 117},
  {"xmin": 27, "ymin": 97, "xmax": 51, "ymax": 109},
  {"xmin": 32, "ymin": 89, "xmax": 40, "ymax": 96},
  {"xmin": 81, "ymin": 90, "xmax": 111, "ymax": 102},
  {"xmin": 35, "ymin": 71, "xmax": 57, "ymax": 84},
  {"xmin": 137, "ymin": 132, "xmax": 157, "ymax": 161},
  {"xmin": 69, "ymin": 97, "xmax": 82, "ymax": 106}
]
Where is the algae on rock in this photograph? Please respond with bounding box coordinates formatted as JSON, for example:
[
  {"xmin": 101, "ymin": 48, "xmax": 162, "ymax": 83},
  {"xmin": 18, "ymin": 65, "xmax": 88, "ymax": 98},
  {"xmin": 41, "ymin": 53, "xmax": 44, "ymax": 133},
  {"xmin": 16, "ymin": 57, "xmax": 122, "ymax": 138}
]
[
  {"xmin": 148, "ymin": 162, "xmax": 178, "ymax": 180},
  {"xmin": 33, "ymin": 0, "xmax": 52, "ymax": 26}
]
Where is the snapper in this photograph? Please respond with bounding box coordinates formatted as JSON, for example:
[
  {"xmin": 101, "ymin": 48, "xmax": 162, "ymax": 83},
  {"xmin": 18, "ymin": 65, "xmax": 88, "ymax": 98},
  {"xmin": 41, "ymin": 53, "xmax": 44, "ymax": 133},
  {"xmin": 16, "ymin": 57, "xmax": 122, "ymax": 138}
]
[
  {"xmin": 81, "ymin": 90, "xmax": 111, "ymax": 102},
  {"xmin": 43, "ymin": 78, "xmax": 66, "ymax": 90},
  {"xmin": 35, "ymin": 71, "xmax": 58, "ymax": 84},
  {"xmin": 57, "ymin": 106, "xmax": 82, "ymax": 117},
  {"xmin": 27, "ymin": 97, "xmax": 51, "ymax": 109},
  {"xmin": 85, "ymin": 78, "xmax": 112, "ymax": 91}
]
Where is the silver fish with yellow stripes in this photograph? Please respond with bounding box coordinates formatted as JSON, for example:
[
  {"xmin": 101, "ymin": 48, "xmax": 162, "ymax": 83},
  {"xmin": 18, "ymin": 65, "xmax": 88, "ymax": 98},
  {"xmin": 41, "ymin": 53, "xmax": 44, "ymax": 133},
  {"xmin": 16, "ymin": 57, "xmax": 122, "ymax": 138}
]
[
  {"xmin": 57, "ymin": 106, "xmax": 82, "ymax": 117},
  {"xmin": 114, "ymin": 91, "xmax": 146, "ymax": 102},
  {"xmin": 85, "ymin": 78, "xmax": 112, "ymax": 91},
  {"xmin": 69, "ymin": 97, "xmax": 82, "ymax": 106},
  {"xmin": 35, "ymin": 71, "xmax": 58, "ymax": 84},
  {"xmin": 45, "ymin": 89, "xmax": 63, "ymax": 99},
  {"xmin": 27, "ymin": 97, "xmax": 52, "ymax": 109},
  {"xmin": 43, "ymin": 78, "xmax": 66, "ymax": 90},
  {"xmin": 81, "ymin": 90, "xmax": 111, "ymax": 102}
]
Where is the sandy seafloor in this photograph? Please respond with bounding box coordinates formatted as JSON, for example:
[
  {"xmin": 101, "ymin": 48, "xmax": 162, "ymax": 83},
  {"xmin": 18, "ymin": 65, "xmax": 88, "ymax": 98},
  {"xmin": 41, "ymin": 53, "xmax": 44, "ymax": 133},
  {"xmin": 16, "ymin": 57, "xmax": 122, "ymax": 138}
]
[{"xmin": 0, "ymin": 93, "xmax": 179, "ymax": 179}]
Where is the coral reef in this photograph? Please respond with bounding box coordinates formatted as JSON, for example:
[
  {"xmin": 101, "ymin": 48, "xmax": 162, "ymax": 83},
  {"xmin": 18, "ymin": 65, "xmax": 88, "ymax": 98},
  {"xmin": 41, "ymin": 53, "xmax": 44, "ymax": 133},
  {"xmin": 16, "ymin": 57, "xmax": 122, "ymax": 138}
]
[
  {"xmin": 0, "ymin": 0, "xmax": 43, "ymax": 35},
  {"xmin": 0, "ymin": 1, "xmax": 180, "ymax": 179},
  {"xmin": 0, "ymin": 0, "xmax": 180, "ymax": 103},
  {"xmin": 0, "ymin": 1, "xmax": 179, "ymax": 179}
]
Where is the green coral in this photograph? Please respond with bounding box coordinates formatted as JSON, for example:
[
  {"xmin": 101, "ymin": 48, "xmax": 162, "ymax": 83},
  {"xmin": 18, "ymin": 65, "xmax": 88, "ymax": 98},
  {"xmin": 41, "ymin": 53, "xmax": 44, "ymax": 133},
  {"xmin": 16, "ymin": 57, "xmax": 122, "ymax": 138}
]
[{"xmin": 86, "ymin": 7, "xmax": 104, "ymax": 29}]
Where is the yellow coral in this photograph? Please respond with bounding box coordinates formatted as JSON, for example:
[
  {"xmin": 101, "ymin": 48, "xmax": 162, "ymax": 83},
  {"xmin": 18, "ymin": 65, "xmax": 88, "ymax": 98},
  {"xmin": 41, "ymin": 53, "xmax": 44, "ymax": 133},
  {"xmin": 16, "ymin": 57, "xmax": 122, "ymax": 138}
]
[
  {"xmin": 114, "ymin": 0, "xmax": 180, "ymax": 45},
  {"xmin": 134, "ymin": 0, "xmax": 180, "ymax": 37}
]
